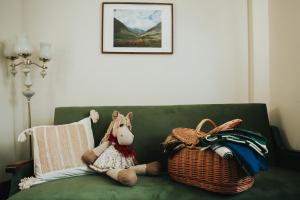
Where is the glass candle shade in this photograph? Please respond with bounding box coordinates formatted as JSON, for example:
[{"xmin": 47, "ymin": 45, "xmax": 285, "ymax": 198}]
[
  {"xmin": 39, "ymin": 43, "xmax": 51, "ymax": 60},
  {"xmin": 15, "ymin": 34, "xmax": 33, "ymax": 56}
]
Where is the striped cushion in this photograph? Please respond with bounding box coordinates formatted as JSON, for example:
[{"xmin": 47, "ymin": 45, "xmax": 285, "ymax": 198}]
[{"xmin": 32, "ymin": 118, "xmax": 94, "ymax": 177}]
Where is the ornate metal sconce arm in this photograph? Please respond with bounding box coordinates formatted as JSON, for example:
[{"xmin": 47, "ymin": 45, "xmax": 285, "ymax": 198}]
[
  {"xmin": 7, "ymin": 56, "xmax": 49, "ymax": 78},
  {"xmin": 31, "ymin": 61, "xmax": 46, "ymax": 69},
  {"xmin": 8, "ymin": 59, "xmax": 24, "ymax": 76},
  {"xmin": 10, "ymin": 60, "xmax": 24, "ymax": 68},
  {"xmin": 31, "ymin": 60, "xmax": 49, "ymax": 78}
]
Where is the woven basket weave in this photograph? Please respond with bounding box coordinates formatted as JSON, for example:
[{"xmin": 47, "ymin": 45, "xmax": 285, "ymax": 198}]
[{"xmin": 168, "ymin": 119, "xmax": 255, "ymax": 194}]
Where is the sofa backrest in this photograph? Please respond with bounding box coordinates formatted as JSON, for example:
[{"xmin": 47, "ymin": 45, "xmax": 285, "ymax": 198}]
[{"xmin": 54, "ymin": 104, "xmax": 274, "ymax": 165}]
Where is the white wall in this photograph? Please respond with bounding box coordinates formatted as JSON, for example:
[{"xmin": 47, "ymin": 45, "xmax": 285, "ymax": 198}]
[
  {"xmin": 21, "ymin": 0, "xmax": 249, "ymax": 127},
  {"xmin": 248, "ymin": 0, "xmax": 270, "ymax": 104},
  {"xmin": 269, "ymin": 0, "xmax": 300, "ymax": 151}
]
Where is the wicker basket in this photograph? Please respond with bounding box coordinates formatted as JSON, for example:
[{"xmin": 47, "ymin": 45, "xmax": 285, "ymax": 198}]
[{"xmin": 168, "ymin": 119, "xmax": 255, "ymax": 194}]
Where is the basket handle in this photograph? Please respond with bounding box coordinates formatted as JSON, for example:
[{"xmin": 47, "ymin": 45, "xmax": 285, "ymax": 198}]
[
  {"xmin": 207, "ymin": 118, "xmax": 242, "ymax": 135},
  {"xmin": 195, "ymin": 119, "xmax": 217, "ymax": 137}
]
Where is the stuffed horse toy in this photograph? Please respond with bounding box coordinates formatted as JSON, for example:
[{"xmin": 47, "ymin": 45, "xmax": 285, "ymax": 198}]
[{"xmin": 82, "ymin": 111, "xmax": 161, "ymax": 186}]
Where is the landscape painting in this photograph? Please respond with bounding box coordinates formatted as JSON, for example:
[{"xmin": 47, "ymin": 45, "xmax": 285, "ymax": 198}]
[
  {"xmin": 102, "ymin": 3, "xmax": 173, "ymax": 54},
  {"xmin": 113, "ymin": 9, "xmax": 162, "ymax": 48}
]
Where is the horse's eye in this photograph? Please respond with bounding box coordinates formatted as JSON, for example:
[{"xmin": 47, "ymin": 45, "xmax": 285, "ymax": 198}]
[{"xmin": 120, "ymin": 124, "xmax": 124, "ymax": 127}]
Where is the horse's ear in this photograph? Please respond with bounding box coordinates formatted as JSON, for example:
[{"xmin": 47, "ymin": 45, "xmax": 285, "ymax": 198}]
[
  {"xmin": 126, "ymin": 112, "xmax": 133, "ymax": 122},
  {"xmin": 112, "ymin": 111, "xmax": 119, "ymax": 120}
]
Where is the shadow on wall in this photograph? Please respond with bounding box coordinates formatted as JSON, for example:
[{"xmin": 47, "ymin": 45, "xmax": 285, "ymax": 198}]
[
  {"xmin": 0, "ymin": 41, "xmax": 16, "ymax": 106},
  {"xmin": 0, "ymin": 41, "xmax": 10, "ymax": 83},
  {"xmin": 269, "ymin": 108, "xmax": 291, "ymax": 149},
  {"xmin": 0, "ymin": 41, "xmax": 30, "ymax": 162}
]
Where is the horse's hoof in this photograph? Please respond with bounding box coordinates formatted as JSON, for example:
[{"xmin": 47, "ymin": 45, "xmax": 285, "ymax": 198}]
[
  {"xmin": 117, "ymin": 169, "xmax": 137, "ymax": 186},
  {"xmin": 146, "ymin": 161, "xmax": 161, "ymax": 176},
  {"xmin": 81, "ymin": 150, "xmax": 98, "ymax": 165}
]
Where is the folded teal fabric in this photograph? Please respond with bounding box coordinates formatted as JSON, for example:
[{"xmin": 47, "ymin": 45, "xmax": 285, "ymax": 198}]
[
  {"xmin": 199, "ymin": 128, "xmax": 268, "ymax": 157},
  {"xmin": 221, "ymin": 141, "xmax": 268, "ymax": 175}
]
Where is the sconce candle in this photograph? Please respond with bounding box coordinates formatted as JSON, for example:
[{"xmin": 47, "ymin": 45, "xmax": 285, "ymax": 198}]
[
  {"xmin": 39, "ymin": 43, "xmax": 51, "ymax": 61},
  {"xmin": 15, "ymin": 34, "xmax": 33, "ymax": 57}
]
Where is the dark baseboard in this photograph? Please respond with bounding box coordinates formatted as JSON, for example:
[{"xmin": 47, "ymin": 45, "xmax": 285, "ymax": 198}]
[{"xmin": 0, "ymin": 180, "xmax": 10, "ymax": 200}]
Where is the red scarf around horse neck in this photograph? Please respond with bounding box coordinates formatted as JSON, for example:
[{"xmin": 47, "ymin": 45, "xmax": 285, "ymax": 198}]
[{"xmin": 108, "ymin": 134, "xmax": 136, "ymax": 158}]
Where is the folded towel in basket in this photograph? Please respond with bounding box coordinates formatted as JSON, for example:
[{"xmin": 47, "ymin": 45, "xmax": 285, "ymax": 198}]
[
  {"xmin": 199, "ymin": 128, "xmax": 268, "ymax": 157},
  {"xmin": 221, "ymin": 141, "xmax": 268, "ymax": 175},
  {"xmin": 210, "ymin": 144, "xmax": 233, "ymax": 159}
]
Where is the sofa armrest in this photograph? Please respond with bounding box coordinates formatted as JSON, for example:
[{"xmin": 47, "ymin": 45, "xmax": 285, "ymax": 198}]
[
  {"xmin": 6, "ymin": 160, "xmax": 33, "ymax": 174},
  {"xmin": 6, "ymin": 160, "xmax": 34, "ymax": 196},
  {"xmin": 271, "ymin": 126, "xmax": 300, "ymax": 171}
]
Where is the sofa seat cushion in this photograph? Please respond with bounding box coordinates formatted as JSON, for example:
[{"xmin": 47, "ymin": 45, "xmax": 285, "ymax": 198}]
[{"xmin": 8, "ymin": 167, "xmax": 300, "ymax": 200}]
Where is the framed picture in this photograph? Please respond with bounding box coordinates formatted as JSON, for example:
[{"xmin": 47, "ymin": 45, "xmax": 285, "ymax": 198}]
[{"xmin": 102, "ymin": 2, "xmax": 173, "ymax": 54}]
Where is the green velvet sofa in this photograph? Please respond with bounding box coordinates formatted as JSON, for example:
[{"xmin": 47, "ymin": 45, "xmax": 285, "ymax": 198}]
[{"xmin": 6, "ymin": 104, "xmax": 300, "ymax": 200}]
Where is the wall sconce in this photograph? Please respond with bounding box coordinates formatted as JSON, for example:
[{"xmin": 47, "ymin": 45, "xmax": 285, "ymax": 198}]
[{"xmin": 4, "ymin": 35, "xmax": 51, "ymax": 158}]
